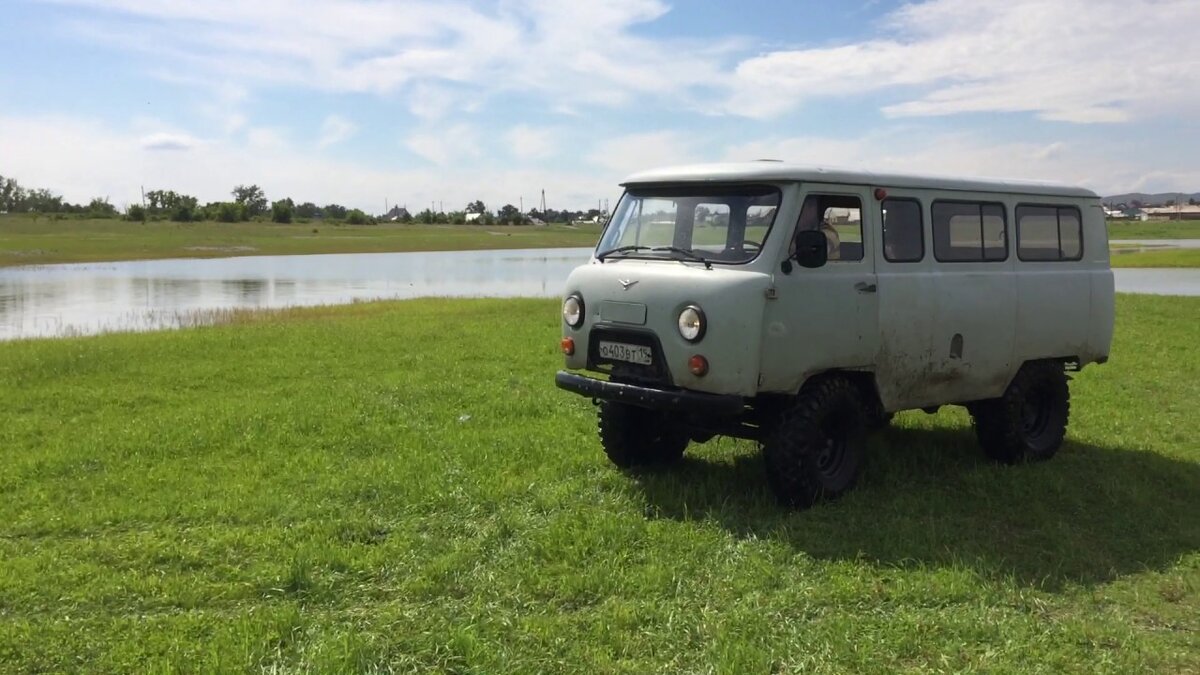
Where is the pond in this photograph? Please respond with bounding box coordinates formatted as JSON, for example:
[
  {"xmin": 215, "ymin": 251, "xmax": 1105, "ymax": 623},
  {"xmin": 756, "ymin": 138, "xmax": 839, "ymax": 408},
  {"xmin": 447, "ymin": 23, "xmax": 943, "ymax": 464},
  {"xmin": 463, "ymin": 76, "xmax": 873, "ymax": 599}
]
[
  {"xmin": 0, "ymin": 248, "xmax": 592, "ymax": 340},
  {"xmin": 0, "ymin": 248, "xmax": 1196, "ymax": 340}
]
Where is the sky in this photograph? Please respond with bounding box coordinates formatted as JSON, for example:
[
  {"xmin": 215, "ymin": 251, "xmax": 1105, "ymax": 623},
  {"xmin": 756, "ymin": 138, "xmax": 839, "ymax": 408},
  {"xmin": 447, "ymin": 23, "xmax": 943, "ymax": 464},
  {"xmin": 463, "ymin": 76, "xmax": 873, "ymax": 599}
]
[{"xmin": 1, "ymin": 0, "xmax": 1198, "ymax": 212}]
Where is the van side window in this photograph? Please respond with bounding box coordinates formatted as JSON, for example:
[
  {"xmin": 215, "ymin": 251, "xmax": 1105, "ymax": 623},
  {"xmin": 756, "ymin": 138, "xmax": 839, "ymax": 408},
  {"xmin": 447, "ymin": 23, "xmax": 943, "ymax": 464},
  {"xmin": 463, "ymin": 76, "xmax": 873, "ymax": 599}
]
[
  {"xmin": 1016, "ymin": 205, "xmax": 1083, "ymax": 261},
  {"xmin": 795, "ymin": 194, "xmax": 863, "ymax": 261},
  {"xmin": 880, "ymin": 198, "xmax": 923, "ymax": 262},
  {"xmin": 932, "ymin": 201, "xmax": 1008, "ymax": 262}
]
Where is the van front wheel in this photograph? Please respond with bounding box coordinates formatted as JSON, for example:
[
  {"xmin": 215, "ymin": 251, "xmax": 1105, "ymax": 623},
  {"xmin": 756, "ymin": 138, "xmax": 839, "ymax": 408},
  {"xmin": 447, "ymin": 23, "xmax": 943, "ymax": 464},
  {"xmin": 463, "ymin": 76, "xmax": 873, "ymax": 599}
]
[
  {"xmin": 970, "ymin": 361, "xmax": 1070, "ymax": 464},
  {"xmin": 761, "ymin": 377, "xmax": 867, "ymax": 508},
  {"xmin": 597, "ymin": 401, "xmax": 689, "ymax": 469}
]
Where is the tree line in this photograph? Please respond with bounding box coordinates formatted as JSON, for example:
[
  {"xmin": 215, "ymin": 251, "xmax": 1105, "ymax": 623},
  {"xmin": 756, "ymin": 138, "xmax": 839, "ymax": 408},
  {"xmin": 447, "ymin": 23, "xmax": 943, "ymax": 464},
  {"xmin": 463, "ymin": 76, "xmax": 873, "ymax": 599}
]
[{"xmin": 0, "ymin": 175, "xmax": 607, "ymax": 225}]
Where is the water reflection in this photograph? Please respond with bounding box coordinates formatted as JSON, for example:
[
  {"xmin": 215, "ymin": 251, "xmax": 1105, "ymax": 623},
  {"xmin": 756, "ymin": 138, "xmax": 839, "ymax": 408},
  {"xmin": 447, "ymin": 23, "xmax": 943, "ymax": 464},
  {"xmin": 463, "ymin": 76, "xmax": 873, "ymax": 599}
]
[{"xmin": 0, "ymin": 248, "xmax": 592, "ymax": 339}]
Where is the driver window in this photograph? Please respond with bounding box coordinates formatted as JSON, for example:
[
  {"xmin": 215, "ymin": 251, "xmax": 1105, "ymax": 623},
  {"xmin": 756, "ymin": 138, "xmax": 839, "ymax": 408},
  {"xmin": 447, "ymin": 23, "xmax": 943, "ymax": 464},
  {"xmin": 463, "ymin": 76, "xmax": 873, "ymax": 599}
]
[{"xmin": 794, "ymin": 195, "xmax": 864, "ymax": 261}]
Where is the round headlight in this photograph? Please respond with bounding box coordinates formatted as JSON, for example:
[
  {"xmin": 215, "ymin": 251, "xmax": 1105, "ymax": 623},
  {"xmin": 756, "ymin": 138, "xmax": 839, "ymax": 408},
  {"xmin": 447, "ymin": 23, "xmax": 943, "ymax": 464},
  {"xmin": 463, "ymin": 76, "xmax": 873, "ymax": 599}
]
[
  {"xmin": 563, "ymin": 294, "xmax": 584, "ymax": 328},
  {"xmin": 678, "ymin": 305, "xmax": 705, "ymax": 342}
]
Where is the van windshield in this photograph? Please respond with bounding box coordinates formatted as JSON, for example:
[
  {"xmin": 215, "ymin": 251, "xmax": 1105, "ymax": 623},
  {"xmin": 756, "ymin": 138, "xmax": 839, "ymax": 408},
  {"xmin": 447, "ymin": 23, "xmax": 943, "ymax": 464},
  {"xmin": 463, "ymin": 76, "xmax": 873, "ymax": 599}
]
[{"xmin": 596, "ymin": 185, "xmax": 781, "ymax": 264}]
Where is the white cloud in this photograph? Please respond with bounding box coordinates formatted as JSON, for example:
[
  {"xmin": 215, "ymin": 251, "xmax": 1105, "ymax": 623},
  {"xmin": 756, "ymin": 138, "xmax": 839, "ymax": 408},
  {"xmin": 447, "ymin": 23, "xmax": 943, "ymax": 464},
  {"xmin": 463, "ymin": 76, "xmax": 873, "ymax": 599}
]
[
  {"xmin": 5, "ymin": 113, "xmax": 1200, "ymax": 213},
  {"xmin": 405, "ymin": 124, "xmax": 481, "ymax": 166},
  {"xmin": 586, "ymin": 131, "xmax": 702, "ymax": 176},
  {"xmin": 0, "ymin": 113, "xmax": 618, "ymax": 211},
  {"xmin": 51, "ymin": 0, "xmax": 738, "ymax": 114},
  {"xmin": 35, "ymin": 0, "xmax": 1200, "ymax": 128},
  {"xmin": 720, "ymin": 131, "xmax": 1171, "ymax": 195},
  {"xmin": 317, "ymin": 115, "xmax": 356, "ymax": 149},
  {"xmin": 246, "ymin": 127, "xmax": 288, "ymax": 151},
  {"xmin": 505, "ymin": 125, "xmax": 558, "ymax": 161},
  {"xmin": 729, "ymin": 0, "xmax": 1200, "ymax": 122},
  {"xmin": 139, "ymin": 132, "xmax": 199, "ymax": 151}
]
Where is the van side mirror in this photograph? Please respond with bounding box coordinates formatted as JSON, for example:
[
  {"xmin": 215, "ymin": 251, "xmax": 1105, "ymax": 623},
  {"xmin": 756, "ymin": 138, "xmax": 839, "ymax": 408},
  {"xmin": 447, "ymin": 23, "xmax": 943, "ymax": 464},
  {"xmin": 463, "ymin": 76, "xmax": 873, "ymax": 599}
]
[{"xmin": 792, "ymin": 230, "xmax": 828, "ymax": 269}]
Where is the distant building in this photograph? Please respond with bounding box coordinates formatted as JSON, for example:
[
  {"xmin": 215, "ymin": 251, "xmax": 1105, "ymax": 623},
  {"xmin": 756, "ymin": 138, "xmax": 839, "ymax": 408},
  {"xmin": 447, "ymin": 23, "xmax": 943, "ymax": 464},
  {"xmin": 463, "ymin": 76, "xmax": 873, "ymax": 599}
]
[
  {"xmin": 1142, "ymin": 205, "xmax": 1200, "ymax": 221},
  {"xmin": 384, "ymin": 206, "xmax": 411, "ymax": 221},
  {"xmin": 465, "ymin": 212, "xmax": 484, "ymax": 223},
  {"xmin": 1105, "ymin": 207, "xmax": 1146, "ymax": 220}
]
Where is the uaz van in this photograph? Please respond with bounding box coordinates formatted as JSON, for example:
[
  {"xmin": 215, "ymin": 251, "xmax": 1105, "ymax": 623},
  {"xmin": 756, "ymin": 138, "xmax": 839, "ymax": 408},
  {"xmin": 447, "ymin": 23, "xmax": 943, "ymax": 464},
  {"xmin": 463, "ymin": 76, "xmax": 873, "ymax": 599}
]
[{"xmin": 555, "ymin": 162, "xmax": 1114, "ymax": 508}]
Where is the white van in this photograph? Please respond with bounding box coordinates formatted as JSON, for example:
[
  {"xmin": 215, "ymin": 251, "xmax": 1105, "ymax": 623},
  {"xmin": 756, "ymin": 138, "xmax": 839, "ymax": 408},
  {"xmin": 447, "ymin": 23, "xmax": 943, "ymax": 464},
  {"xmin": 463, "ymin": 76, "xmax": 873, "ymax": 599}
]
[{"xmin": 555, "ymin": 162, "xmax": 1114, "ymax": 508}]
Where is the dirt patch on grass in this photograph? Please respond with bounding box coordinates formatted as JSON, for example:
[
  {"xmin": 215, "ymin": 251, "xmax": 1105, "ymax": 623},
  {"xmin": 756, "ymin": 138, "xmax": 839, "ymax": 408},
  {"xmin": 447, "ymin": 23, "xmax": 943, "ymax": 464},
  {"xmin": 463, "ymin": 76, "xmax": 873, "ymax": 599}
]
[{"xmin": 183, "ymin": 245, "xmax": 259, "ymax": 253}]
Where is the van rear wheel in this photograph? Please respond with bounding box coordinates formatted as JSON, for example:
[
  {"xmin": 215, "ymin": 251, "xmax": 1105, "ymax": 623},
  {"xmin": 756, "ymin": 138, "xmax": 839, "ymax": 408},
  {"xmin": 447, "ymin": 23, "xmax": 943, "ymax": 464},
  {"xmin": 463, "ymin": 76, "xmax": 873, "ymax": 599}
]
[
  {"xmin": 970, "ymin": 361, "xmax": 1070, "ymax": 464},
  {"xmin": 597, "ymin": 401, "xmax": 689, "ymax": 468},
  {"xmin": 761, "ymin": 377, "xmax": 867, "ymax": 508}
]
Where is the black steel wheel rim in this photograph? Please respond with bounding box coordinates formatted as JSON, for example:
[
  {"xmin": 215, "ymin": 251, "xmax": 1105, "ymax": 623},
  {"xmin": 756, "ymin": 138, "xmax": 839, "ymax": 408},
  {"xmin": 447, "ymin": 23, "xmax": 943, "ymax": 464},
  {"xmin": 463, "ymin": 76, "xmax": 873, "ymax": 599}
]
[
  {"xmin": 816, "ymin": 415, "xmax": 850, "ymax": 478},
  {"xmin": 1021, "ymin": 388, "xmax": 1050, "ymax": 439}
]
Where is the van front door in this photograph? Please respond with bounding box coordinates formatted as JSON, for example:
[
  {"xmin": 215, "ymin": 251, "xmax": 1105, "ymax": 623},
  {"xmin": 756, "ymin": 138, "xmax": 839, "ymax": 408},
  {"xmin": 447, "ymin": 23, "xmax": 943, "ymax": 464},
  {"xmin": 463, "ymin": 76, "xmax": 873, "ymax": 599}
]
[{"xmin": 759, "ymin": 186, "xmax": 880, "ymax": 393}]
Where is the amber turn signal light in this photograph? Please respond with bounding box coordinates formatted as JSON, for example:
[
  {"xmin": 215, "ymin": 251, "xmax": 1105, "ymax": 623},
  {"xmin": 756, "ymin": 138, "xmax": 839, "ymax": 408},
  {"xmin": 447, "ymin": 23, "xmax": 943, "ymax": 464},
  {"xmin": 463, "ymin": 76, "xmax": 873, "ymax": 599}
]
[
  {"xmin": 688, "ymin": 354, "xmax": 709, "ymax": 376},
  {"xmin": 560, "ymin": 337, "xmax": 575, "ymax": 355}
]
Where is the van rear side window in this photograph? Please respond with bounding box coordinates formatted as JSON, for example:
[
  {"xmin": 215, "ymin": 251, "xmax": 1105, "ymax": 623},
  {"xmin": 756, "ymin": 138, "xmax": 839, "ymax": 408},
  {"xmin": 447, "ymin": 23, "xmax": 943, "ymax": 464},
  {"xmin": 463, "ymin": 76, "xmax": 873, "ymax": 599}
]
[
  {"xmin": 932, "ymin": 201, "xmax": 1007, "ymax": 262},
  {"xmin": 1016, "ymin": 205, "xmax": 1083, "ymax": 261}
]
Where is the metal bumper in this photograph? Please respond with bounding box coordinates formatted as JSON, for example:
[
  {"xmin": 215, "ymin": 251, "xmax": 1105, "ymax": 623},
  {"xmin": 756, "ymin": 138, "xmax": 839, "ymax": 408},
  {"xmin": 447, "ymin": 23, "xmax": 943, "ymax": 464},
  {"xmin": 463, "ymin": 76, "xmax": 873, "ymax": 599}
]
[{"xmin": 555, "ymin": 371, "xmax": 745, "ymax": 416}]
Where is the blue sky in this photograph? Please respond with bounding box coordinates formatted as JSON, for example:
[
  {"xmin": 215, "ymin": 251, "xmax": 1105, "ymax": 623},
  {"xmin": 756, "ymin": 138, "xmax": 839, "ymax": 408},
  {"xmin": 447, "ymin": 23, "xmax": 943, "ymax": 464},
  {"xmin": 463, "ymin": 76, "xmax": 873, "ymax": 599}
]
[{"xmin": 1, "ymin": 0, "xmax": 1197, "ymax": 212}]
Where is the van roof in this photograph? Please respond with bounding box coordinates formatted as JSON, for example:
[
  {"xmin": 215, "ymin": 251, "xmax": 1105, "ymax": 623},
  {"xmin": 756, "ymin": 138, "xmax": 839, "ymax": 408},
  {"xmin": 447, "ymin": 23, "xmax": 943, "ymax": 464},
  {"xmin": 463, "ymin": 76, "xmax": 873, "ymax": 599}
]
[{"xmin": 621, "ymin": 162, "xmax": 1099, "ymax": 199}]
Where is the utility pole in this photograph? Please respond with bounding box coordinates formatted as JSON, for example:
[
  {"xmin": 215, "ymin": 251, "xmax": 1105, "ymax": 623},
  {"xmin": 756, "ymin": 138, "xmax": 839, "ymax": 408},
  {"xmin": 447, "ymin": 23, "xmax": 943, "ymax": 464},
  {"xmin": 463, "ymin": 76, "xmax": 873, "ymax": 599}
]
[
  {"xmin": 520, "ymin": 196, "xmax": 523, "ymax": 213},
  {"xmin": 541, "ymin": 189, "xmax": 546, "ymax": 213}
]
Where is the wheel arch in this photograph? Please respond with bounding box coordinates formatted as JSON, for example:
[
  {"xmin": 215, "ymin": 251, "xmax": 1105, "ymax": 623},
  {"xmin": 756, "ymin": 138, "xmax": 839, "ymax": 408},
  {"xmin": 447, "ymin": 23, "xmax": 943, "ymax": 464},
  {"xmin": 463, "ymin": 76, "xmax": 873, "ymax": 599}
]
[{"xmin": 799, "ymin": 369, "xmax": 884, "ymax": 412}]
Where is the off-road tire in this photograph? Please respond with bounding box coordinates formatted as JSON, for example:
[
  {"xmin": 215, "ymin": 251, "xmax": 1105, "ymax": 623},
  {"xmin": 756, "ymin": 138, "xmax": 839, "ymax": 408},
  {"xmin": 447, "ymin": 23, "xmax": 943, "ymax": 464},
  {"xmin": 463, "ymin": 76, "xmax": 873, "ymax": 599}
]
[
  {"xmin": 597, "ymin": 401, "xmax": 689, "ymax": 468},
  {"xmin": 970, "ymin": 361, "xmax": 1070, "ymax": 464},
  {"xmin": 761, "ymin": 377, "xmax": 868, "ymax": 508}
]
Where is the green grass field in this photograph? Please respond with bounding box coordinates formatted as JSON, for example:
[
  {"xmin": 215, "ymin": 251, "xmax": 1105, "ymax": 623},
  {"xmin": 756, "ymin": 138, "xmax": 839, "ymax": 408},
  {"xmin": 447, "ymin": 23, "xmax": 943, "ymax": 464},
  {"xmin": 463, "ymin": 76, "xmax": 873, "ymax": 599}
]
[
  {"xmin": 1, "ymin": 299, "xmax": 1197, "ymax": 673},
  {"xmin": 1107, "ymin": 220, "xmax": 1200, "ymax": 239},
  {"xmin": 0, "ymin": 216, "xmax": 604, "ymax": 267},
  {"xmin": 1111, "ymin": 247, "xmax": 1200, "ymax": 268}
]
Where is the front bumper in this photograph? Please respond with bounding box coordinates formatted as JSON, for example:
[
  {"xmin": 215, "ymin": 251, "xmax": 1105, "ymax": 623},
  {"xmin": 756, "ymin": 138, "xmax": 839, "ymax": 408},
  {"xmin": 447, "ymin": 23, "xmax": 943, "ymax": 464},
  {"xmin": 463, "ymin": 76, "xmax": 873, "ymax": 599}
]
[{"xmin": 555, "ymin": 371, "xmax": 745, "ymax": 416}]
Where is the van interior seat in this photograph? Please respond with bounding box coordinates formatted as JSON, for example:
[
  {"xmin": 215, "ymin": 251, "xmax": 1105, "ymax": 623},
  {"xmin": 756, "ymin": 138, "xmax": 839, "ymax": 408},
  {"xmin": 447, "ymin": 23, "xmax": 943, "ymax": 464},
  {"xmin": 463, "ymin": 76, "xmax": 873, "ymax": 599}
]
[{"xmin": 840, "ymin": 242, "xmax": 863, "ymax": 261}]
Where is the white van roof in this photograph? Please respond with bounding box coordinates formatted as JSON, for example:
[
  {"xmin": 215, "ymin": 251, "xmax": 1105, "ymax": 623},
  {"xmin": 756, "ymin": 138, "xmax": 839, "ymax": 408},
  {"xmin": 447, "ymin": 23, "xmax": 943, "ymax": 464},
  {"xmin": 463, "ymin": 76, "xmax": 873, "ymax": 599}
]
[{"xmin": 621, "ymin": 162, "xmax": 1099, "ymax": 199}]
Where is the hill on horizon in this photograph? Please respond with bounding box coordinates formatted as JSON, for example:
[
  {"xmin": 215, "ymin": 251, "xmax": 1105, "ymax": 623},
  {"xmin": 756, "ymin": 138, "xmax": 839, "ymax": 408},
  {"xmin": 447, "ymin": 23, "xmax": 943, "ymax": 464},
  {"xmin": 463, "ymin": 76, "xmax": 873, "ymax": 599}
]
[{"xmin": 1103, "ymin": 192, "xmax": 1200, "ymax": 206}]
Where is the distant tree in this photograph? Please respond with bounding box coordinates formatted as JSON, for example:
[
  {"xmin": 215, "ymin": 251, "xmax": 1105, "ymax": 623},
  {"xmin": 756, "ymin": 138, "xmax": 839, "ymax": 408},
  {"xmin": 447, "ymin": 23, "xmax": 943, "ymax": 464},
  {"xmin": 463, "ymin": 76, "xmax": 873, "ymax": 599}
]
[
  {"xmin": 214, "ymin": 202, "xmax": 242, "ymax": 223},
  {"xmin": 0, "ymin": 175, "xmax": 25, "ymax": 213},
  {"xmin": 271, "ymin": 198, "xmax": 294, "ymax": 224},
  {"xmin": 144, "ymin": 191, "xmax": 199, "ymax": 222},
  {"xmin": 125, "ymin": 204, "xmax": 147, "ymax": 222},
  {"xmin": 295, "ymin": 202, "xmax": 321, "ymax": 219},
  {"xmin": 497, "ymin": 203, "xmax": 522, "ymax": 224},
  {"xmin": 87, "ymin": 197, "xmax": 118, "ymax": 219},
  {"xmin": 232, "ymin": 184, "xmax": 268, "ymax": 217},
  {"xmin": 1190, "ymin": 198, "xmax": 1198, "ymax": 206},
  {"xmin": 170, "ymin": 202, "xmax": 196, "ymax": 222},
  {"xmin": 25, "ymin": 188, "xmax": 64, "ymax": 213},
  {"xmin": 1165, "ymin": 199, "xmax": 1176, "ymax": 207},
  {"xmin": 323, "ymin": 203, "xmax": 348, "ymax": 220},
  {"xmin": 465, "ymin": 200, "xmax": 487, "ymax": 214},
  {"xmin": 345, "ymin": 209, "xmax": 372, "ymax": 225},
  {"xmin": 448, "ymin": 210, "xmax": 466, "ymax": 225}
]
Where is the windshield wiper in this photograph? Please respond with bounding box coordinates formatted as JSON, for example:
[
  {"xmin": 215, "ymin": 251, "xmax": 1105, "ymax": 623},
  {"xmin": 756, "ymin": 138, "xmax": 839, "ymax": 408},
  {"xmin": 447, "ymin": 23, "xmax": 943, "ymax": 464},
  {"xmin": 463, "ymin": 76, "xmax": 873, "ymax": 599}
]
[
  {"xmin": 596, "ymin": 244, "xmax": 652, "ymax": 262},
  {"xmin": 651, "ymin": 246, "xmax": 713, "ymax": 269}
]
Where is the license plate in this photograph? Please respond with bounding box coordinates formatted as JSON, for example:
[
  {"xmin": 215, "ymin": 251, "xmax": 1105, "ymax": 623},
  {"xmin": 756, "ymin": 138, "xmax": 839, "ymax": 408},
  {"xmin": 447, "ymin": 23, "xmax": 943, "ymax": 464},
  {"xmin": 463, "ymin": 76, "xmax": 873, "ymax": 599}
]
[{"xmin": 598, "ymin": 340, "xmax": 653, "ymax": 365}]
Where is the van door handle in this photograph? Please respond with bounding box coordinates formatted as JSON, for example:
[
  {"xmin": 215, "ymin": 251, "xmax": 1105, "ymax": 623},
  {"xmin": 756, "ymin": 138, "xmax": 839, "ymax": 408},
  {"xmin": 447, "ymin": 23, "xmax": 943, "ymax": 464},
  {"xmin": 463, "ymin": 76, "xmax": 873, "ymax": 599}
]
[{"xmin": 854, "ymin": 282, "xmax": 877, "ymax": 293}]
